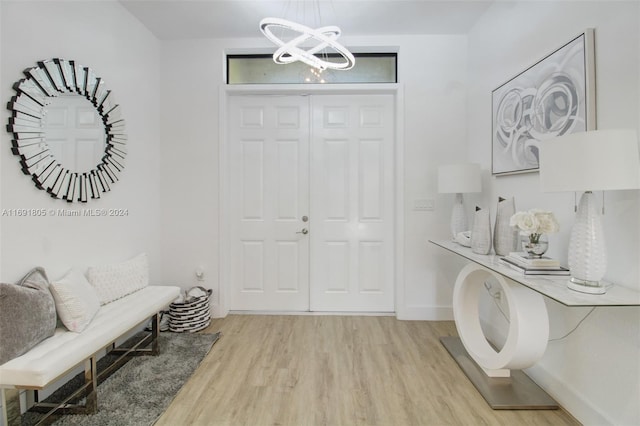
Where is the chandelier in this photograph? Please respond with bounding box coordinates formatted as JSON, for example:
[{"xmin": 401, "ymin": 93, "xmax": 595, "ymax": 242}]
[{"xmin": 259, "ymin": 6, "xmax": 355, "ymax": 71}]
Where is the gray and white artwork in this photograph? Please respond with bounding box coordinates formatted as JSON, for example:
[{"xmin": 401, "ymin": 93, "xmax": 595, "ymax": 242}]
[{"xmin": 491, "ymin": 32, "xmax": 594, "ymax": 175}]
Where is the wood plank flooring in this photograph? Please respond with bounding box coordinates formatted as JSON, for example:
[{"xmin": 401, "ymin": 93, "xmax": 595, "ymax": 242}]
[{"xmin": 156, "ymin": 315, "xmax": 579, "ymax": 426}]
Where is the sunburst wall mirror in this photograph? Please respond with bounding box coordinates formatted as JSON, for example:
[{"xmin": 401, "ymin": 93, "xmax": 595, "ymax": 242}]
[{"xmin": 6, "ymin": 58, "xmax": 126, "ymax": 203}]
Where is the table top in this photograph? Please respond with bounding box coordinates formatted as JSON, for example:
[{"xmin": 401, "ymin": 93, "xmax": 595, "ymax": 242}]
[{"xmin": 429, "ymin": 239, "xmax": 640, "ymax": 307}]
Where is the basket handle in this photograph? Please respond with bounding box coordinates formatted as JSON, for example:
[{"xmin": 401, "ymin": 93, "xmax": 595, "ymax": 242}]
[{"xmin": 184, "ymin": 286, "xmax": 213, "ymax": 302}]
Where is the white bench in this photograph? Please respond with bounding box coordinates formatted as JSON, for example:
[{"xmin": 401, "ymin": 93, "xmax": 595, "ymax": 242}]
[{"xmin": 0, "ymin": 285, "xmax": 180, "ymax": 426}]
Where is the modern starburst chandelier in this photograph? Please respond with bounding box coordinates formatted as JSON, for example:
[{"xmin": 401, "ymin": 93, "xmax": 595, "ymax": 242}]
[{"xmin": 259, "ymin": 4, "xmax": 355, "ymax": 71}]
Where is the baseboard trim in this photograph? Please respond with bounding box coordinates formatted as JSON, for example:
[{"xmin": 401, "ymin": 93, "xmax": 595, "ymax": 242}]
[
  {"xmin": 397, "ymin": 305, "xmax": 453, "ymax": 321},
  {"xmin": 228, "ymin": 310, "xmax": 396, "ymax": 317},
  {"xmin": 525, "ymin": 363, "xmax": 612, "ymax": 425}
]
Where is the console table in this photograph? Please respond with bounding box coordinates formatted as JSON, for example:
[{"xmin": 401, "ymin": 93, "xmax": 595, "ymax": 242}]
[{"xmin": 430, "ymin": 239, "xmax": 640, "ymax": 410}]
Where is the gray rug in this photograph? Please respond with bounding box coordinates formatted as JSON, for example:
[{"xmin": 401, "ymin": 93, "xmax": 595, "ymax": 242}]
[{"xmin": 22, "ymin": 331, "xmax": 220, "ymax": 426}]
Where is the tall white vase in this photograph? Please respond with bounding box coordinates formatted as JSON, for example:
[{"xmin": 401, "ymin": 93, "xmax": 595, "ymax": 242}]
[
  {"xmin": 493, "ymin": 197, "xmax": 518, "ymax": 256},
  {"xmin": 568, "ymin": 191, "xmax": 607, "ymax": 294},
  {"xmin": 471, "ymin": 206, "xmax": 492, "ymax": 255}
]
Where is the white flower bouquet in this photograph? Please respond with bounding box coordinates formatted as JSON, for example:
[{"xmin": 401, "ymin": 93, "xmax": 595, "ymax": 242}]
[{"xmin": 509, "ymin": 209, "xmax": 559, "ymax": 244}]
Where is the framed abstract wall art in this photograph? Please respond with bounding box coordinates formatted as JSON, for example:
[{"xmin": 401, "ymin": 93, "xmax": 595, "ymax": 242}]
[{"xmin": 491, "ymin": 29, "xmax": 596, "ymax": 175}]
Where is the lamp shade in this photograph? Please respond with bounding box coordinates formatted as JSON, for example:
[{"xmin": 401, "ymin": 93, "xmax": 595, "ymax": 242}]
[
  {"xmin": 438, "ymin": 163, "xmax": 482, "ymax": 194},
  {"xmin": 539, "ymin": 129, "xmax": 640, "ymax": 192}
]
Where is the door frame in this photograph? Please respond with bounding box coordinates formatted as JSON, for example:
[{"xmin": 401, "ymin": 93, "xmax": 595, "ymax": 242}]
[{"xmin": 218, "ymin": 83, "xmax": 405, "ymax": 317}]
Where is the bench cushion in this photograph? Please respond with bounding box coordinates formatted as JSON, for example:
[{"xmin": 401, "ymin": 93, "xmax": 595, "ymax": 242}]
[
  {"xmin": 86, "ymin": 253, "xmax": 149, "ymax": 305},
  {"xmin": 0, "ymin": 268, "xmax": 56, "ymax": 365},
  {"xmin": 0, "ymin": 285, "xmax": 180, "ymax": 389},
  {"xmin": 50, "ymin": 269, "xmax": 101, "ymax": 332}
]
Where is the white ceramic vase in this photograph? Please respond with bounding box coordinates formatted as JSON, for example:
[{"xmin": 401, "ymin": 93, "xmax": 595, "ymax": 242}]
[
  {"xmin": 471, "ymin": 206, "xmax": 492, "ymax": 255},
  {"xmin": 493, "ymin": 197, "xmax": 518, "ymax": 256}
]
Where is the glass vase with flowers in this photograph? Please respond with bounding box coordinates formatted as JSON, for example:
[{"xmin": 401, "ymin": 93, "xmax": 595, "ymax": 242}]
[{"xmin": 509, "ymin": 209, "xmax": 560, "ymax": 258}]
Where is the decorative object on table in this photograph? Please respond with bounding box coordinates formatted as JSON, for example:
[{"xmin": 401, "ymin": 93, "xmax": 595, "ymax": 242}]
[
  {"xmin": 471, "ymin": 206, "xmax": 492, "ymax": 255},
  {"xmin": 499, "ymin": 257, "xmax": 570, "ymax": 276},
  {"xmin": 437, "ymin": 163, "xmax": 482, "ymax": 240},
  {"xmin": 493, "ymin": 196, "xmax": 518, "ymax": 255},
  {"xmin": 539, "ymin": 128, "xmax": 640, "ymax": 294},
  {"xmin": 168, "ymin": 286, "xmax": 212, "ymax": 332},
  {"xmin": 522, "ymin": 233, "xmax": 549, "ymax": 257},
  {"xmin": 22, "ymin": 331, "xmax": 221, "ymax": 426},
  {"xmin": 492, "ymin": 29, "xmax": 596, "ymax": 175},
  {"xmin": 500, "ymin": 252, "xmax": 569, "ymax": 276},
  {"xmin": 509, "ymin": 209, "xmax": 559, "ymax": 258},
  {"xmin": 454, "ymin": 231, "xmax": 472, "ymax": 247},
  {"xmin": 506, "ymin": 252, "xmax": 560, "ymax": 267}
]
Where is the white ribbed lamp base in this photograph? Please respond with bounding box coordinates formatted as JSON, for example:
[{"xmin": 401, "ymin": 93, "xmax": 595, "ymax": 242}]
[{"xmin": 567, "ymin": 191, "xmax": 607, "ymax": 294}]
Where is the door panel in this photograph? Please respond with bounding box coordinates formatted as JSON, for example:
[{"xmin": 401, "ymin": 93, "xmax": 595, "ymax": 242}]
[
  {"xmin": 310, "ymin": 95, "xmax": 395, "ymax": 312},
  {"xmin": 229, "ymin": 96, "xmax": 310, "ymax": 311},
  {"xmin": 228, "ymin": 93, "xmax": 395, "ymax": 313}
]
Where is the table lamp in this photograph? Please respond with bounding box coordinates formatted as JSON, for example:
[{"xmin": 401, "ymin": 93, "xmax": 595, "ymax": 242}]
[
  {"xmin": 539, "ymin": 129, "xmax": 640, "ymax": 294},
  {"xmin": 438, "ymin": 163, "xmax": 482, "ymax": 240}
]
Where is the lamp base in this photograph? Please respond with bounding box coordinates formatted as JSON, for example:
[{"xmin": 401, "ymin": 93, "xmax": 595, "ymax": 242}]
[
  {"xmin": 567, "ymin": 277, "xmax": 607, "ymax": 295},
  {"xmin": 568, "ymin": 192, "xmax": 607, "ymax": 289},
  {"xmin": 450, "ymin": 193, "xmax": 468, "ymax": 240}
]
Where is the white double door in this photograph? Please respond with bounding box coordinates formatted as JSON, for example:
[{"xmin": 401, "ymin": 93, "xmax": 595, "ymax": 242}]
[{"xmin": 229, "ymin": 94, "xmax": 395, "ymax": 312}]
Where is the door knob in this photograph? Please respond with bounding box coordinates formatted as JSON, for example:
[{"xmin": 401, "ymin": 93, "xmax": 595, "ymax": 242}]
[
  {"xmin": 296, "ymin": 228, "xmax": 309, "ymax": 235},
  {"xmin": 302, "ymin": 215, "xmax": 309, "ymax": 222}
]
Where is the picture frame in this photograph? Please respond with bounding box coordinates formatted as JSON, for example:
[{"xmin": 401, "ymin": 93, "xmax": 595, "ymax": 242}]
[{"xmin": 491, "ymin": 29, "xmax": 596, "ymax": 176}]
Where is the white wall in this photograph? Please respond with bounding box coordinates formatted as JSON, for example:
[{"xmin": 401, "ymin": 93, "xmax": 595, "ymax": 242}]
[
  {"xmin": 158, "ymin": 34, "xmax": 468, "ymax": 318},
  {"xmin": 0, "ymin": 1, "xmax": 162, "ymax": 281},
  {"xmin": 157, "ymin": 38, "xmax": 222, "ymax": 309},
  {"xmin": 0, "ymin": 1, "xmax": 162, "ymax": 420},
  {"xmin": 466, "ymin": 1, "xmax": 640, "ymax": 424}
]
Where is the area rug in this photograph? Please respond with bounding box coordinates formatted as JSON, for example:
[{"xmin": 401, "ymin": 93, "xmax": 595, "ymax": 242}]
[{"xmin": 22, "ymin": 331, "xmax": 220, "ymax": 426}]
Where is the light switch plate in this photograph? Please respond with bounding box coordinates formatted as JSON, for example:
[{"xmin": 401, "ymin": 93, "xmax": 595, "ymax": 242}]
[{"xmin": 414, "ymin": 199, "xmax": 435, "ymax": 211}]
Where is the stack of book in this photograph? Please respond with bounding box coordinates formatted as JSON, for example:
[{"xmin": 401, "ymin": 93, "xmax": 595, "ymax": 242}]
[{"xmin": 499, "ymin": 252, "xmax": 570, "ymax": 276}]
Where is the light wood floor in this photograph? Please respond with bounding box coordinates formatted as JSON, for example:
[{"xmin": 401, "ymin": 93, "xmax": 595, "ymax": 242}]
[{"xmin": 157, "ymin": 315, "xmax": 579, "ymax": 426}]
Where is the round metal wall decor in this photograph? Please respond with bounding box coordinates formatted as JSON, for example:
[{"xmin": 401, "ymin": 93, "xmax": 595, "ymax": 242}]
[{"xmin": 6, "ymin": 58, "xmax": 126, "ymax": 202}]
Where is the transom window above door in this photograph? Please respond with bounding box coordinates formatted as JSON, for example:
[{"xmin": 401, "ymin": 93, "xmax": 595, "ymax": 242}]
[{"xmin": 227, "ymin": 53, "xmax": 397, "ymax": 84}]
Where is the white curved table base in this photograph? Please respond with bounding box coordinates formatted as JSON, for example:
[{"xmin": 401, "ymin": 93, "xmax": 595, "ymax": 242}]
[
  {"xmin": 453, "ymin": 263, "xmax": 549, "ymax": 377},
  {"xmin": 444, "ymin": 263, "xmax": 558, "ymax": 409}
]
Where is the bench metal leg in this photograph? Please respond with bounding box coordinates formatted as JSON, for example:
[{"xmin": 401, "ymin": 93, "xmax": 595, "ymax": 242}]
[
  {"xmin": 8, "ymin": 312, "xmax": 162, "ymax": 424},
  {"xmin": 108, "ymin": 314, "xmax": 160, "ymax": 356},
  {"xmin": 1, "ymin": 388, "xmax": 20, "ymax": 426},
  {"xmin": 84, "ymin": 356, "xmax": 98, "ymax": 413},
  {"xmin": 151, "ymin": 312, "xmax": 159, "ymax": 355},
  {"xmin": 28, "ymin": 354, "xmax": 98, "ymax": 424}
]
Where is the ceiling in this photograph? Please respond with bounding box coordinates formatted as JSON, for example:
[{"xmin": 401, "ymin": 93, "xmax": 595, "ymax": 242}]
[{"xmin": 119, "ymin": 0, "xmax": 494, "ymax": 40}]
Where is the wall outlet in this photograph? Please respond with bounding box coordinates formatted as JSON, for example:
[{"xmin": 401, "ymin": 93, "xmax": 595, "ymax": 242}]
[{"xmin": 195, "ymin": 267, "xmax": 205, "ymax": 281}]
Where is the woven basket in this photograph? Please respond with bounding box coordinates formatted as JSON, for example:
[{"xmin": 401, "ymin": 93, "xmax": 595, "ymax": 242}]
[{"xmin": 168, "ymin": 286, "xmax": 212, "ymax": 333}]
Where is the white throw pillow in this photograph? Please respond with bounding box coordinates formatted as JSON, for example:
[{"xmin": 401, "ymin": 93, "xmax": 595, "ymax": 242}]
[
  {"xmin": 50, "ymin": 269, "xmax": 101, "ymax": 332},
  {"xmin": 86, "ymin": 253, "xmax": 149, "ymax": 305}
]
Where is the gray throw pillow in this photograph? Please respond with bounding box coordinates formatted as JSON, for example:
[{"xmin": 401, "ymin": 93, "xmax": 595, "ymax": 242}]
[{"xmin": 0, "ymin": 267, "xmax": 57, "ymax": 365}]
